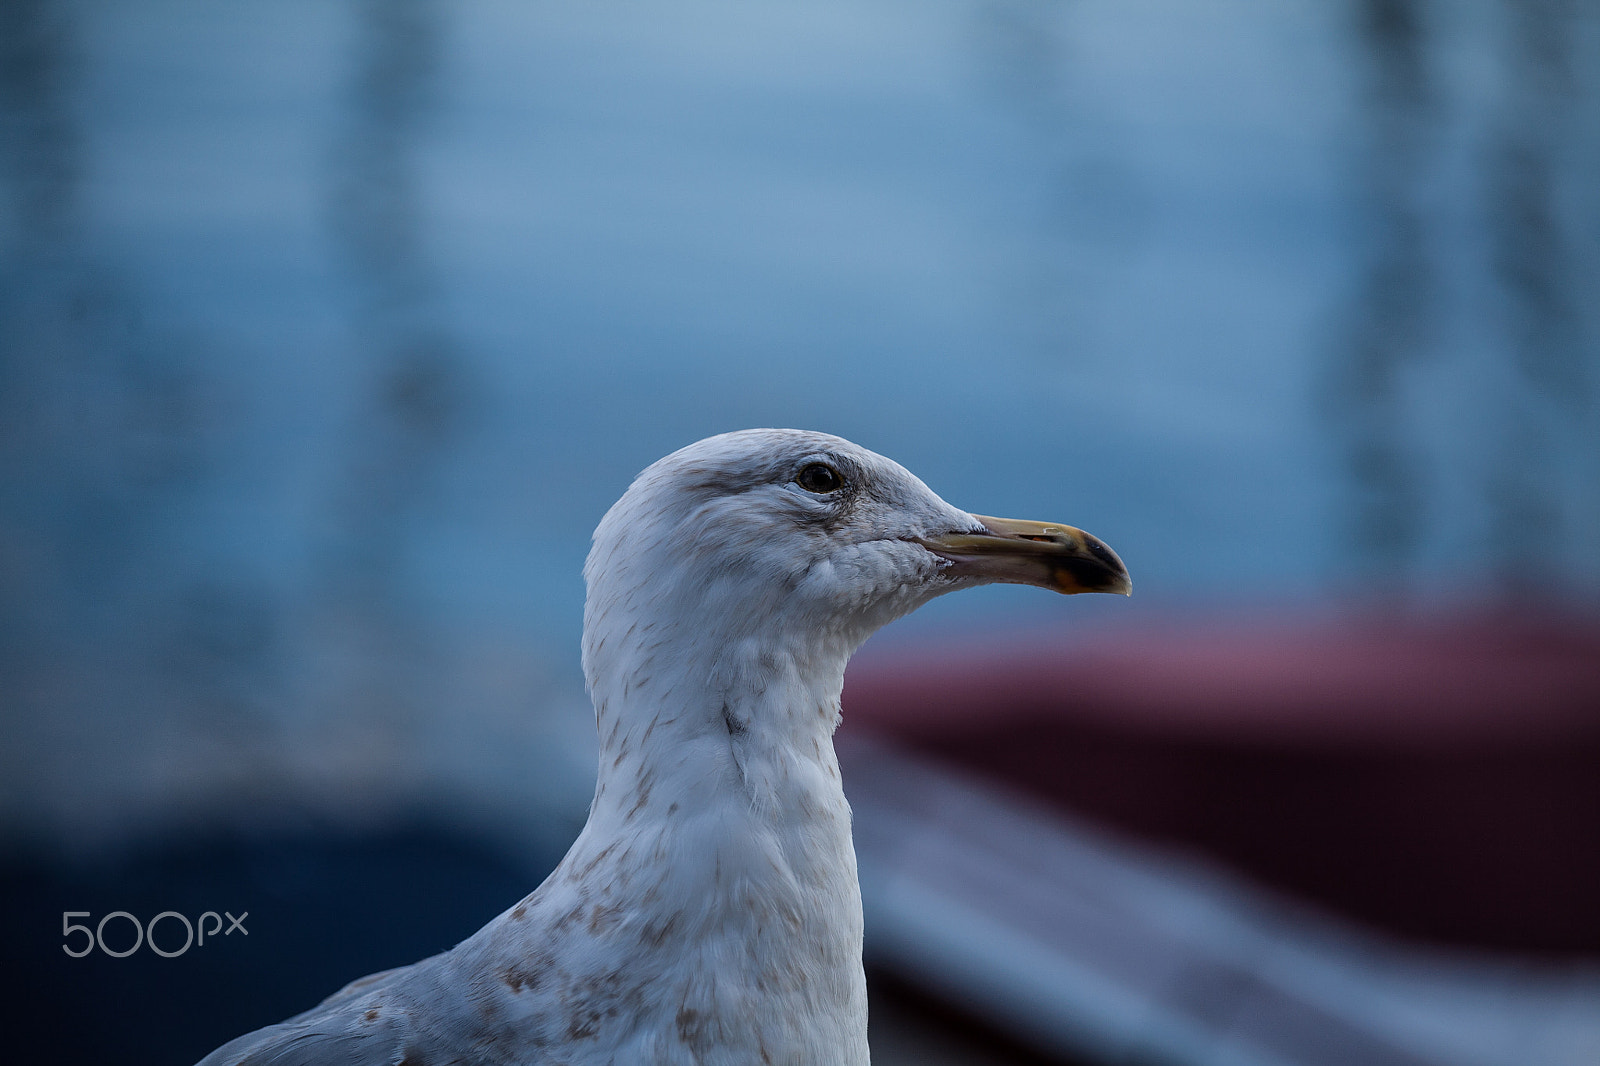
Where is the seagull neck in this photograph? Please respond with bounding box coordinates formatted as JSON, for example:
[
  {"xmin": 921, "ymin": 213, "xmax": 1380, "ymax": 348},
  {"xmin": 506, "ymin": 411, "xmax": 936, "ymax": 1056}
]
[
  {"xmin": 565, "ymin": 614, "xmax": 869, "ymax": 1061},
  {"xmin": 586, "ymin": 617, "xmax": 857, "ymax": 827}
]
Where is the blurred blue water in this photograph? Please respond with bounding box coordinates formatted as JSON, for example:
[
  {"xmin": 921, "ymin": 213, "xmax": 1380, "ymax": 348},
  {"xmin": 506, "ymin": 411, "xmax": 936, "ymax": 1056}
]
[{"xmin": 2, "ymin": 0, "xmax": 1597, "ymax": 831}]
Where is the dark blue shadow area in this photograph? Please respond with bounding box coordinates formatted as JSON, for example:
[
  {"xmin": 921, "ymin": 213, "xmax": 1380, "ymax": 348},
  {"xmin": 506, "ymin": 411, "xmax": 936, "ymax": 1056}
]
[
  {"xmin": 0, "ymin": 823, "xmax": 557, "ymax": 1065},
  {"xmin": 0, "ymin": 827, "xmax": 1082, "ymax": 1065}
]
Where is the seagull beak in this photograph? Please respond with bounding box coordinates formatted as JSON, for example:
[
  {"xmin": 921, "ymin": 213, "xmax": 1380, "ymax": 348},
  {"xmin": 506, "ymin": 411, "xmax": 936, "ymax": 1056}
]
[{"xmin": 918, "ymin": 515, "xmax": 1132, "ymax": 596}]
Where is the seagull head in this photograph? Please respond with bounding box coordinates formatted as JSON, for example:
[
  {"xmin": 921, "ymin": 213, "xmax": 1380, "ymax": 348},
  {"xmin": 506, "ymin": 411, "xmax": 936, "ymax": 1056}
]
[{"xmin": 583, "ymin": 429, "xmax": 1129, "ymax": 702}]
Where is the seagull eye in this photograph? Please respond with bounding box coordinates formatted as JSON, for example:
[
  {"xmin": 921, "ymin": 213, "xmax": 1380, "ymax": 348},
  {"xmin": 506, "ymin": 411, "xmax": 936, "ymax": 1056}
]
[{"xmin": 796, "ymin": 462, "xmax": 843, "ymax": 494}]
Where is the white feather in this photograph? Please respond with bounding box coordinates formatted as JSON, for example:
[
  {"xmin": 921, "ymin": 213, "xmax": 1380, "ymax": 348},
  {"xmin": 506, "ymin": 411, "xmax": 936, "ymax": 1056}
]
[{"xmin": 198, "ymin": 429, "xmax": 990, "ymax": 1066}]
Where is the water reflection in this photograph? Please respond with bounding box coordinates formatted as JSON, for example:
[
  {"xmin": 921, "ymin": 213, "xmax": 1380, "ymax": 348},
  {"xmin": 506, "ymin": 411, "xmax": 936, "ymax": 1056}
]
[
  {"xmin": 0, "ymin": 0, "xmax": 1594, "ymax": 847},
  {"xmin": 0, "ymin": 0, "xmax": 79, "ymax": 260},
  {"xmin": 1328, "ymin": 0, "xmax": 1597, "ymax": 596},
  {"xmin": 969, "ymin": 0, "xmax": 1143, "ymax": 367},
  {"xmin": 320, "ymin": 0, "xmax": 471, "ymax": 732},
  {"xmin": 328, "ymin": 0, "xmax": 454, "ymax": 358},
  {"xmin": 0, "ymin": 0, "xmax": 212, "ymax": 657},
  {"xmin": 1324, "ymin": 0, "xmax": 1436, "ymax": 584},
  {"xmin": 1485, "ymin": 0, "xmax": 1588, "ymax": 596},
  {"xmin": 0, "ymin": 0, "xmax": 251, "ymax": 827}
]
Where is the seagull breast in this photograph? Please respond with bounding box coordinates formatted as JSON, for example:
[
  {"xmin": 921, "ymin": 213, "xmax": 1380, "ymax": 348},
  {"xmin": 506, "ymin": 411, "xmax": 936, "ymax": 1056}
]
[{"xmin": 196, "ymin": 428, "xmax": 1129, "ymax": 1066}]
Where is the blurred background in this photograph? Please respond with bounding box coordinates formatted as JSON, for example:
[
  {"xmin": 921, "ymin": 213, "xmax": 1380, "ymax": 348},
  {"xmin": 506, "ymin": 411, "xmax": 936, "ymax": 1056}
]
[{"xmin": 2, "ymin": 0, "xmax": 1598, "ymax": 1063}]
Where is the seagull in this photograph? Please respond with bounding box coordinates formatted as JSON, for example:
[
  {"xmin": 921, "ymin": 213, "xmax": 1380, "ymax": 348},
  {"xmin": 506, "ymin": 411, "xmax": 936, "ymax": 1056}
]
[{"xmin": 198, "ymin": 428, "xmax": 1130, "ymax": 1066}]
